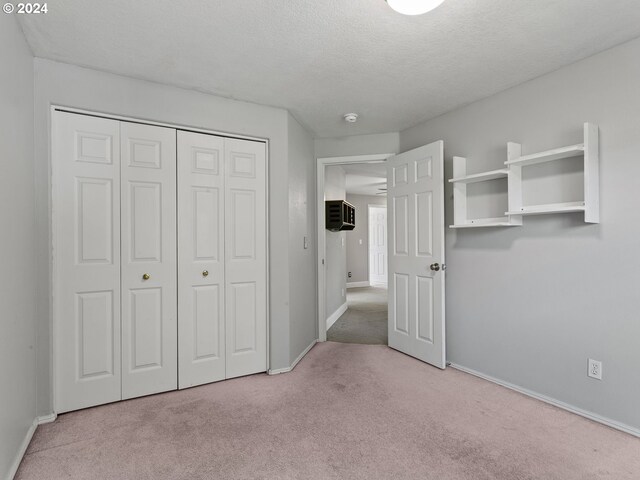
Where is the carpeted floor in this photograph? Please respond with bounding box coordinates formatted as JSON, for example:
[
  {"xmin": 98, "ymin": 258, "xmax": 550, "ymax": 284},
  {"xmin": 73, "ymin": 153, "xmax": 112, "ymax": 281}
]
[
  {"xmin": 17, "ymin": 342, "xmax": 640, "ymax": 480},
  {"xmin": 327, "ymin": 286, "xmax": 388, "ymax": 345}
]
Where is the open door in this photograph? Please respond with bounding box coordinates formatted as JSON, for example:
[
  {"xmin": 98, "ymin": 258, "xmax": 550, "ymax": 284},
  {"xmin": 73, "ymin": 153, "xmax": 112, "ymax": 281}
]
[{"xmin": 387, "ymin": 141, "xmax": 446, "ymax": 368}]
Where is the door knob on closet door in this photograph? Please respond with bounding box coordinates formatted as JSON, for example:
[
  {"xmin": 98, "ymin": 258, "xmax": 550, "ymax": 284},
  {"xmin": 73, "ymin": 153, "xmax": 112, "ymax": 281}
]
[
  {"xmin": 202, "ymin": 270, "xmax": 209, "ymax": 277},
  {"xmin": 142, "ymin": 273, "xmax": 150, "ymax": 280},
  {"xmin": 430, "ymin": 263, "xmax": 440, "ymax": 272}
]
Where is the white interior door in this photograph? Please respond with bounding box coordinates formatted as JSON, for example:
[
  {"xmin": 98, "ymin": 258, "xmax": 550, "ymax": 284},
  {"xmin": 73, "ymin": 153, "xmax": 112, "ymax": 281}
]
[
  {"xmin": 54, "ymin": 112, "xmax": 122, "ymax": 413},
  {"xmin": 369, "ymin": 205, "xmax": 387, "ymax": 286},
  {"xmin": 177, "ymin": 131, "xmax": 226, "ymax": 388},
  {"xmin": 224, "ymin": 138, "xmax": 267, "ymax": 378},
  {"xmin": 120, "ymin": 122, "xmax": 178, "ymax": 399},
  {"xmin": 387, "ymin": 141, "xmax": 446, "ymax": 368}
]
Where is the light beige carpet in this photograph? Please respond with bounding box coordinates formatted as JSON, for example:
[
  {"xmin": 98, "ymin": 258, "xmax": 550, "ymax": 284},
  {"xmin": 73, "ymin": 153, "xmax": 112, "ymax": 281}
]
[{"xmin": 17, "ymin": 342, "xmax": 640, "ymax": 479}]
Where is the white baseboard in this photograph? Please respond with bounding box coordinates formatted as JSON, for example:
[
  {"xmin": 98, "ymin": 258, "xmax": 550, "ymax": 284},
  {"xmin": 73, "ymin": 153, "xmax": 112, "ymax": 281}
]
[
  {"xmin": 5, "ymin": 413, "xmax": 57, "ymax": 480},
  {"xmin": 37, "ymin": 413, "xmax": 57, "ymax": 425},
  {"xmin": 6, "ymin": 418, "xmax": 37, "ymax": 480},
  {"xmin": 347, "ymin": 281, "xmax": 370, "ymax": 289},
  {"xmin": 268, "ymin": 339, "xmax": 317, "ymax": 375},
  {"xmin": 326, "ymin": 302, "xmax": 348, "ymax": 331},
  {"xmin": 449, "ymin": 362, "xmax": 640, "ymax": 438}
]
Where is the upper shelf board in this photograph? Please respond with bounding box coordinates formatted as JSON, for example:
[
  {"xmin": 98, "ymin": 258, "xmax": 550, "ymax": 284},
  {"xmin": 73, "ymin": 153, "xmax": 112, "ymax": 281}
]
[
  {"xmin": 504, "ymin": 143, "xmax": 584, "ymax": 167},
  {"xmin": 449, "ymin": 169, "xmax": 509, "ymax": 184}
]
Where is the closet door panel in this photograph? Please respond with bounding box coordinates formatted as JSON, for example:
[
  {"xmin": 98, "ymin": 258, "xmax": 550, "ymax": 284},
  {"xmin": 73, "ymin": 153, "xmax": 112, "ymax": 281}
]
[
  {"xmin": 53, "ymin": 112, "xmax": 122, "ymax": 413},
  {"xmin": 121, "ymin": 122, "xmax": 177, "ymax": 399},
  {"xmin": 224, "ymin": 138, "xmax": 267, "ymax": 378},
  {"xmin": 177, "ymin": 131, "xmax": 226, "ymax": 388}
]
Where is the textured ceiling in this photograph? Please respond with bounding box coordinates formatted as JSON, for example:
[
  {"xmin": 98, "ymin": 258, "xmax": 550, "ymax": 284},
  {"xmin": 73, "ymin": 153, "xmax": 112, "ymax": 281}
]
[{"xmin": 18, "ymin": 0, "xmax": 640, "ymax": 137}]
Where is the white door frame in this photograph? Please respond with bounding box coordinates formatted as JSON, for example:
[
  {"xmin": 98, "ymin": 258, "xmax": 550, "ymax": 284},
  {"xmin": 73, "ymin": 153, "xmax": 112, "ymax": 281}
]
[
  {"xmin": 51, "ymin": 105, "xmax": 270, "ymax": 413},
  {"xmin": 368, "ymin": 203, "xmax": 388, "ymax": 287},
  {"xmin": 316, "ymin": 154, "xmax": 394, "ymax": 342}
]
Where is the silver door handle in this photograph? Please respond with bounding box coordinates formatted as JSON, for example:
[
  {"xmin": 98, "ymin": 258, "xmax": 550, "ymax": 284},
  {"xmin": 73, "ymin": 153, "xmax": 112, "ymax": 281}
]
[{"xmin": 430, "ymin": 263, "xmax": 440, "ymax": 272}]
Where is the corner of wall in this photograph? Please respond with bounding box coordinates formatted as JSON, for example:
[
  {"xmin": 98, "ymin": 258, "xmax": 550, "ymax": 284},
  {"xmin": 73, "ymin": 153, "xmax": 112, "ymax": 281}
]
[{"xmin": 286, "ymin": 113, "xmax": 318, "ymax": 366}]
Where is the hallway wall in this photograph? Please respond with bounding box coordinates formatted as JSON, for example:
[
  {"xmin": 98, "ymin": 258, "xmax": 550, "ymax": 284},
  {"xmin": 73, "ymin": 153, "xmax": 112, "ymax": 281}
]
[
  {"xmin": 345, "ymin": 194, "xmax": 386, "ymax": 284},
  {"xmin": 324, "ymin": 166, "xmax": 347, "ymax": 318}
]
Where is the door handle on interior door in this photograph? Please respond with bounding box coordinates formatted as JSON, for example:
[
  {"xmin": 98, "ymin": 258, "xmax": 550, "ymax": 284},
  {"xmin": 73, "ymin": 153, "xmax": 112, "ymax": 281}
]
[
  {"xmin": 430, "ymin": 263, "xmax": 440, "ymax": 272},
  {"xmin": 202, "ymin": 270, "xmax": 209, "ymax": 277}
]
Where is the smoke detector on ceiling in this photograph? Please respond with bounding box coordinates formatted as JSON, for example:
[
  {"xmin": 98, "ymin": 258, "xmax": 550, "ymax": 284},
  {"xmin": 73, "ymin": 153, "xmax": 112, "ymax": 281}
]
[{"xmin": 343, "ymin": 113, "xmax": 358, "ymax": 123}]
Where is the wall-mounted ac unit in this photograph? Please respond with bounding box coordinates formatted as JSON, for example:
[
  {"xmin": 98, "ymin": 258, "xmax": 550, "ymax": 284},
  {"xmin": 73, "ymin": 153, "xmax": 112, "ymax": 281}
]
[{"xmin": 325, "ymin": 200, "xmax": 355, "ymax": 232}]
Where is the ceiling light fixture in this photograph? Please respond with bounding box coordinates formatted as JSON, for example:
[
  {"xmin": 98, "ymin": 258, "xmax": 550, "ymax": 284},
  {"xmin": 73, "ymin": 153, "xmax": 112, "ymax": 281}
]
[{"xmin": 386, "ymin": 0, "xmax": 445, "ymax": 15}]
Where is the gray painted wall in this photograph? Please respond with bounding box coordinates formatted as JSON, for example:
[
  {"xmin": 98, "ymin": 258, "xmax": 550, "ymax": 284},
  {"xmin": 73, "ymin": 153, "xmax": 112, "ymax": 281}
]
[
  {"xmin": 33, "ymin": 59, "xmax": 299, "ymax": 415},
  {"xmin": 324, "ymin": 166, "xmax": 347, "ymax": 317},
  {"xmin": 401, "ymin": 37, "xmax": 640, "ymax": 430},
  {"xmin": 315, "ymin": 132, "xmax": 399, "ymax": 158},
  {"xmin": 0, "ymin": 16, "xmax": 37, "ymax": 479},
  {"xmin": 287, "ymin": 113, "xmax": 317, "ymax": 363},
  {"xmin": 345, "ymin": 194, "xmax": 386, "ymax": 284}
]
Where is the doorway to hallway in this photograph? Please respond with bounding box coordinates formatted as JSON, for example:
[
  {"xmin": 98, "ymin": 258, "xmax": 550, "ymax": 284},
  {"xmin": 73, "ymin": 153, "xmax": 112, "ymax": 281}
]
[{"xmin": 317, "ymin": 141, "xmax": 446, "ymax": 368}]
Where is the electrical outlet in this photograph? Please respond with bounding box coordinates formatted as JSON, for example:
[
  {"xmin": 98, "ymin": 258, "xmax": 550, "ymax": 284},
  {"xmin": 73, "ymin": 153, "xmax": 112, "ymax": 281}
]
[
  {"xmin": 588, "ymin": 359, "xmax": 602, "ymax": 380},
  {"xmin": 303, "ymin": 236, "xmax": 308, "ymax": 249},
  {"xmin": 359, "ymin": 239, "xmax": 363, "ymax": 245},
  {"xmin": 348, "ymin": 272, "xmax": 352, "ymax": 278}
]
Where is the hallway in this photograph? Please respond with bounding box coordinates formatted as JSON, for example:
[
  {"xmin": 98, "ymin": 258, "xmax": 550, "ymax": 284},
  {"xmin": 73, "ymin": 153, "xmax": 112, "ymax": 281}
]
[{"xmin": 327, "ymin": 286, "xmax": 388, "ymax": 345}]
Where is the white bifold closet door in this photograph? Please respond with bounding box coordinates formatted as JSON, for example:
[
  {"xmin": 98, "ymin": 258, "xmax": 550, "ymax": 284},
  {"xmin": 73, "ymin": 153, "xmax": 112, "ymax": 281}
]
[
  {"xmin": 54, "ymin": 112, "xmax": 122, "ymax": 413},
  {"xmin": 177, "ymin": 131, "xmax": 226, "ymax": 387},
  {"xmin": 223, "ymin": 138, "xmax": 267, "ymax": 379},
  {"xmin": 54, "ymin": 111, "xmax": 266, "ymax": 412},
  {"xmin": 177, "ymin": 132, "xmax": 267, "ymax": 387},
  {"xmin": 120, "ymin": 122, "xmax": 177, "ymax": 399},
  {"xmin": 54, "ymin": 113, "xmax": 178, "ymax": 412}
]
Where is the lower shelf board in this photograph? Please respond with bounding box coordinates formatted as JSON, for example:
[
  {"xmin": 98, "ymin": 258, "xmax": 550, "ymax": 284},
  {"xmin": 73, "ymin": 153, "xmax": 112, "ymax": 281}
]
[
  {"xmin": 450, "ymin": 217, "xmax": 521, "ymax": 229},
  {"xmin": 505, "ymin": 201, "xmax": 586, "ymax": 216}
]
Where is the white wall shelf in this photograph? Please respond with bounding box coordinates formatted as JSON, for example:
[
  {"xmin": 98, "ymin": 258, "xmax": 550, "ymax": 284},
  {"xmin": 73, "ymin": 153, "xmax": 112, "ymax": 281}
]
[
  {"xmin": 450, "ymin": 217, "xmax": 515, "ymax": 229},
  {"xmin": 450, "ymin": 122, "xmax": 599, "ymax": 229},
  {"xmin": 506, "ymin": 123, "xmax": 599, "ymax": 223},
  {"xmin": 449, "ymin": 157, "xmax": 521, "ymax": 229},
  {"xmin": 449, "ymin": 169, "xmax": 509, "ymax": 184},
  {"xmin": 505, "ymin": 201, "xmax": 586, "ymax": 216},
  {"xmin": 504, "ymin": 144, "xmax": 584, "ymax": 167}
]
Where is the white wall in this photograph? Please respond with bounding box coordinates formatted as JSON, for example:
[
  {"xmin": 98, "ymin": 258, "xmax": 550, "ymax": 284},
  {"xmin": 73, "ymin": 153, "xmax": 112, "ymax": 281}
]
[
  {"xmin": 287, "ymin": 113, "xmax": 317, "ymax": 363},
  {"xmin": 401, "ymin": 37, "xmax": 640, "ymax": 431},
  {"xmin": 345, "ymin": 194, "xmax": 386, "ymax": 284},
  {"xmin": 33, "ymin": 59, "xmax": 303, "ymax": 415},
  {"xmin": 315, "ymin": 132, "xmax": 399, "ymax": 158},
  {"xmin": 0, "ymin": 16, "xmax": 37, "ymax": 480},
  {"xmin": 324, "ymin": 166, "xmax": 347, "ymax": 317}
]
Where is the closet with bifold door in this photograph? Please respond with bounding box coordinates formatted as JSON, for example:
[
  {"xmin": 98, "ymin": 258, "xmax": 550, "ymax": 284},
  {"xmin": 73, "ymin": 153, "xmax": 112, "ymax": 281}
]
[
  {"xmin": 53, "ymin": 110, "xmax": 267, "ymax": 413},
  {"xmin": 177, "ymin": 131, "xmax": 267, "ymax": 388}
]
